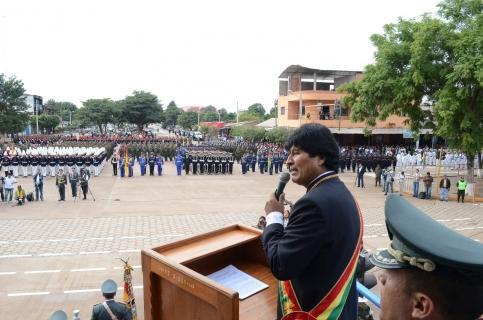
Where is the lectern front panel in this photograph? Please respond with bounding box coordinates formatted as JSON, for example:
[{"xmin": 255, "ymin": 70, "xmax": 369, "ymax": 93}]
[{"xmin": 142, "ymin": 224, "xmax": 277, "ymax": 320}]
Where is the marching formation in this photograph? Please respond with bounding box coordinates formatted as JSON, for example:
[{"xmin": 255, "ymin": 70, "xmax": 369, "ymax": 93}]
[
  {"xmin": 1, "ymin": 146, "xmax": 108, "ymax": 177},
  {"xmin": 181, "ymin": 149, "xmax": 235, "ymax": 175}
]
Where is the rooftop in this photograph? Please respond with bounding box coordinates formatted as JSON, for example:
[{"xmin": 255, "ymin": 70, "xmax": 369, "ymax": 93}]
[{"xmin": 278, "ymin": 65, "xmax": 361, "ymax": 80}]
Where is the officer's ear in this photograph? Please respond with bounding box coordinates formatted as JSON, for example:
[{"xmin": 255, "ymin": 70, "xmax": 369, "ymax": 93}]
[
  {"xmin": 410, "ymin": 292, "xmax": 435, "ymax": 319},
  {"xmin": 318, "ymin": 156, "xmax": 326, "ymax": 167}
]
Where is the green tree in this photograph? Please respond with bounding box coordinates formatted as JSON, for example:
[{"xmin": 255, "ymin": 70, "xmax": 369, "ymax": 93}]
[
  {"xmin": 201, "ymin": 105, "xmax": 217, "ymax": 113},
  {"xmin": 231, "ymin": 126, "xmax": 266, "ymax": 141},
  {"xmin": 199, "ymin": 124, "xmax": 218, "ymax": 139},
  {"xmin": 164, "ymin": 100, "xmax": 181, "ymax": 128},
  {"xmin": 247, "ymin": 103, "xmax": 266, "ymax": 117},
  {"xmin": 265, "ymin": 127, "xmax": 294, "ymax": 144},
  {"xmin": 78, "ymin": 98, "xmax": 117, "ymax": 134},
  {"xmin": 340, "ymin": 0, "xmax": 482, "ymax": 183},
  {"xmin": 201, "ymin": 111, "xmax": 219, "ymax": 122},
  {"xmin": 177, "ymin": 111, "xmax": 198, "ymax": 129},
  {"xmin": 218, "ymin": 108, "xmax": 237, "ymax": 122},
  {"xmin": 33, "ymin": 114, "xmax": 60, "ymax": 133},
  {"xmin": 225, "ymin": 112, "xmax": 237, "ymax": 122},
  {"xmin": 0, "ymin": 74, "xmax": 29, "ymax": 135},
  {"xmin": 238, "ymin": 111, "xmax": 261, "ymax": 122},
  {"xmin": 267, "ymin": 106, "xmax": 278, "ymax": 119},
  {"xmin": 122, "ymin": 91, "xmax": 163, "ymax": 132},
  {"xmin": 43, "ymin": 99, "xmax": 78, "ymax": 125}
]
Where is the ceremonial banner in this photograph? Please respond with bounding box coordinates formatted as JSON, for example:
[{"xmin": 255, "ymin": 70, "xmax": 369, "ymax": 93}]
[{"xmin": 122, "ymin": 259, "xmax": 137, "ymax": 320}]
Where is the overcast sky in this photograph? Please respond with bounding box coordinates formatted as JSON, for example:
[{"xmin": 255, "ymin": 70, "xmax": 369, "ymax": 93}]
[{"xmin": 0, "ymin": 0, "xmax": 441, "ymax": 113}]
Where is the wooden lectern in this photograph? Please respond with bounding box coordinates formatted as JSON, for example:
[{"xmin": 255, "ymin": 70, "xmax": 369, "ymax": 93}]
[{"xmin": 142, "ymin": 224, "xmax": 277, "ymax": 320}]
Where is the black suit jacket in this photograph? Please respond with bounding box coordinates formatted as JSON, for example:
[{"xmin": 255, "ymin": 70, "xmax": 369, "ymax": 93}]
[{"xmin": 262, "ymin": 173, "xmax": 361, "ymax": 320}]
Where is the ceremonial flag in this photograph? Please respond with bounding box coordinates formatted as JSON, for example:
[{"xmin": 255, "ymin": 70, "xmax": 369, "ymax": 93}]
[
  {"xmin": 124, "ymin": 144, "xmax": 129, "ymax": 173},
  {"xmin": 121, "ymin": 258, "xmax": 137, "ymax": 320}
]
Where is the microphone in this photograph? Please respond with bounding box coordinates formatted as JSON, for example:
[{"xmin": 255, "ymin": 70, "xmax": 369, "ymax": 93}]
[{"xmin": 275, "ymin": 172, "xmax": 290, "ymax": 200}]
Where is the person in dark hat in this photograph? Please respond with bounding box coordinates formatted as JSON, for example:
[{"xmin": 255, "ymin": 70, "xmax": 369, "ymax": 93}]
[
  {"xmin": 263, "ymin": 124, "xmax": 362, "ymax": 320},
  {"xmin": 91, "ymin": 279, "xmax": 132, "ymax": 320},
  {"xmin": 370, "ymin": 195, "xmax": 483, "ymax": 320}
]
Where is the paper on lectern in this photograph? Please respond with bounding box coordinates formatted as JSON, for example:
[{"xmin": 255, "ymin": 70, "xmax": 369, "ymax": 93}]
[{"xmin": 207, "ymin": 264, "xmax": 269, "ymax": 300}]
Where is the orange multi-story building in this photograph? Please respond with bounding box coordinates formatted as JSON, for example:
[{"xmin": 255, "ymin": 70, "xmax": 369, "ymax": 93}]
[{"xmin": 277, "ymin": 65, "xmax": 411, "ymax": 145}]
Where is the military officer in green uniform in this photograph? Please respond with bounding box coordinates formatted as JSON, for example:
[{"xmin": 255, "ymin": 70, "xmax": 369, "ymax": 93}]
[
  {"xmin": 91, "ymin": 279, "xmax": 132, "ymax": 320},
  {"xmin": 370, "ymin": 195, "xmax": 483, "ymax": 320}
]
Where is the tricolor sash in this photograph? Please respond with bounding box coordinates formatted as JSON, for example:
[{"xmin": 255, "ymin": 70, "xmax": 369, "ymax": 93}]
[{"xmin": 279, "ymin": 175, "xmax": 364, "ymax": 320}]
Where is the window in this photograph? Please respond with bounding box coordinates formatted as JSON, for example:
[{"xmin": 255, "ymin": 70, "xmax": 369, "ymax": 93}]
[{"xmin": 280, "ymin": 107, "xmax": 285, "ymax": 115}]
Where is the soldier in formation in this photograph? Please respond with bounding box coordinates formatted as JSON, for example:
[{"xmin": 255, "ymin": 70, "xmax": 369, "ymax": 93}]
[
  {"xmin": 0, "ymin": 145, "xmax": 108, "ymax": 177},
  {"xmin": 181, "ymin": 150, "xmax": 235, "ymax": 175}
]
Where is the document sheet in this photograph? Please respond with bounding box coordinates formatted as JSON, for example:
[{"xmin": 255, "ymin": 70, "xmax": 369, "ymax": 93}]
[{"xmin": 207, "ymin": 264, "xmax": 269, "ymax": 300}]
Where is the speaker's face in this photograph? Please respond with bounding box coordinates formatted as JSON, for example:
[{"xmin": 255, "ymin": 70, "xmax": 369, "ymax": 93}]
[{"xmin": 286, "ymin": 147, "xmax": 324, "ymax": 188}]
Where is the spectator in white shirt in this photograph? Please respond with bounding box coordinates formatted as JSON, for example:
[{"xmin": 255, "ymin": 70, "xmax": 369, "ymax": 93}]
[
  {"xmin": 398, "ymin": 171, "xmax": 406, "ymax": 196},
  {"xmin": 4, "ymin": 173, "xmax": 16, "ymax": 203}
]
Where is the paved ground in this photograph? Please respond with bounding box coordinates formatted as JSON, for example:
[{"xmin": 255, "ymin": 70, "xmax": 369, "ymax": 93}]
[{"xmin": 0, "ymin": 162, "xmax": 482, "ymax": 320}]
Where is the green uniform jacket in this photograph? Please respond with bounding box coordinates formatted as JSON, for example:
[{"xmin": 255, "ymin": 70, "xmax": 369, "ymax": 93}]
[{"xmin": 91, "ymin": 300, "xmax": 132, "ymax": 320}]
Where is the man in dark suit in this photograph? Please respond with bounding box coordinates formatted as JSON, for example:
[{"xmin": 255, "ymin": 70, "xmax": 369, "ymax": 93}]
[
  {"xmin": 357, "ymin": 161, "xmax": 367, "ymax": 188},
  {"xmin": 91, "ymin": 279, "xmax": 132, "ymax": 320},
  {"xmin": 262, "ymin": 124, "xmax": 362, "ymax": 320}
]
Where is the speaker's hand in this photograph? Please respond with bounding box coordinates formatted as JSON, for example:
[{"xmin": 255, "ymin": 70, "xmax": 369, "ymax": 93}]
[{"xmin": 264, "ymin": 192, "xmax": 285, "ymax": 214}]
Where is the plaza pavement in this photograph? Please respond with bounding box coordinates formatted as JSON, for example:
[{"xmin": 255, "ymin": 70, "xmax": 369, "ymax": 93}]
[{"xmin": 0, "ymin": 161, "xmax": 482, "ymax": 320}]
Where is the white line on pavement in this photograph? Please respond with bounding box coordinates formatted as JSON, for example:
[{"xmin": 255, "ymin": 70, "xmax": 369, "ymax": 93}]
[
  {"xmin": 71, "ymin": 268, "xmax": 107, "ymax": 272},
  {"xmin": 64, "ymin": 289, "xmax": 100, "ymax": 294},
  {"xmin": 24, "ymin": 270, "xmax": 61, "ymax": 274},
  {"xmin": 437, "ymin": 219, "xmax": 451, "ymax": 222},
  {"xmin": 456, "ymin": 227, "xmax": 478, "ymax": 231},
  {"xmin": 47, "ymin": 238, "xmax": 79, "ymax": 242},
  {"xmin": 0, "ymin": 254, "xmax": 32, "ymax": 259},
  {"xmin": 454, "ymin": 218, "xmax": 471, "ymax": 221},
  {"xmin": 8, "ymin": 291, "xmax": 50, "ymax": 297},
  {"xmin": 38, "ymin": 252, "xmax": 73, "ymax": 257},
  {"xmin": 2, "ymin": 234, "xmax": 184, "ymax": 244},
  {"xmin": 79, "ymin": 251, "xmax": 111, "ymax": 255},
  {"xmin": 120, "ymin": 236, "xmax": 146, "ymax": 239},
  {"xmin": 114, "ymin": 265, "xmax": 141, "ymax": 270},
  {"xmin": 117, "ymin": 286, "xmax": 143, "ymax": 290},
  {"xmin": 0, "ymin": 272, "xmax": 16, "ymax": 275}
]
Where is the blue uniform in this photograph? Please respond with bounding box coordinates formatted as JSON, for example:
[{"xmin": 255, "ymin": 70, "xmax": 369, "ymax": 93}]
[
  {"xmin": 175, "ymin": 155, "xmax": 183, "ymax": 176},
  {"xmin": 138, "ymin": 157, "xmax": 146, "ymax": 176},
  {"xmin": 128, "ymin": 158, "xmax": 134, "ymax": 177},
  {"xmin": 156, "ymin": 156, "xmax": 164, "ymax": 176},
  {"xmin": 119, "ymin": 159, "xmax": 125, "ymax": 177}
]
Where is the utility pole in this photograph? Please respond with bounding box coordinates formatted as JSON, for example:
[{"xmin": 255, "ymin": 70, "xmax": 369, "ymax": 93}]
[
  {"xmin": 298, "ymin": 93, "xmax": 303, "ymax": 127},
  {"xmin": 35, "ymin": 104, "xmax": 39, "ymax": 134}
]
